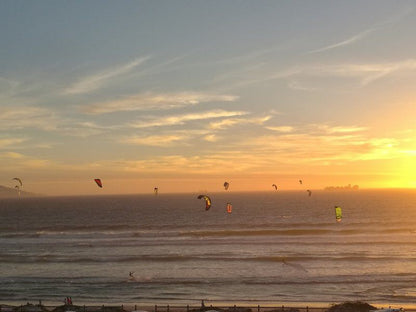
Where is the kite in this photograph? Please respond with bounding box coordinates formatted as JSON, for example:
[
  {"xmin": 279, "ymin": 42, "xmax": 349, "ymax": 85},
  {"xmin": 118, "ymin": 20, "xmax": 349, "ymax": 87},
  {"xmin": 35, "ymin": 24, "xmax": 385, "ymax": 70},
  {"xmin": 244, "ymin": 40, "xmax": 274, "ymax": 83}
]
[
  {"xmin": 128, "ymin": 271, "xmax": 136, "ymax": 281},
  {"xmin": 94, "ymin": 179, "xmax": 103, "ymax": 188},
  {"xmin": 224, "ymin": 182, "xmax": 230, "ymax": 190},
  {"xmin": 335, "ymin": 206, "xmax": 342, "ymax": 222},
  {"xmin": 226, "ymin": 202, "xmax": 232, "ymax": 214},
  {"xmin": 197, "ymin": 194, "xmax": 212, "ymax": 211},
  {"xmin": 299, "ymin": 180, "xmax": 303, "ymax": 185},
  {"xmin": 12, "ymin": 178, "xmax": 23, "ymax": 187},
  {"xmin": 272, "ymin": 184, "xmax": 277, "ymax": 190}
]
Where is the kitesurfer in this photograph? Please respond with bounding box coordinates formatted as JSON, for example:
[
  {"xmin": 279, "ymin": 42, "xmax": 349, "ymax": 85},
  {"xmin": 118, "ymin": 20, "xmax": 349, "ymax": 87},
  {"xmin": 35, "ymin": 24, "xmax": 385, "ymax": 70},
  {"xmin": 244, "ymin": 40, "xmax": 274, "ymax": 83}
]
[{"xmin": 197, "ymin": 195, "xmax": 212, "ymax": 210}]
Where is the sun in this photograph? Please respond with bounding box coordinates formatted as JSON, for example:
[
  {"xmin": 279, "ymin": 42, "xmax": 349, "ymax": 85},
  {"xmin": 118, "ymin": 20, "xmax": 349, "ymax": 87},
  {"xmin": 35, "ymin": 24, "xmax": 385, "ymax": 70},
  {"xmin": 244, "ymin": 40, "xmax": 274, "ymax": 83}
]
[{"xmin": 386, "ymin": 153, "xmax": 416, "ymax": 188}]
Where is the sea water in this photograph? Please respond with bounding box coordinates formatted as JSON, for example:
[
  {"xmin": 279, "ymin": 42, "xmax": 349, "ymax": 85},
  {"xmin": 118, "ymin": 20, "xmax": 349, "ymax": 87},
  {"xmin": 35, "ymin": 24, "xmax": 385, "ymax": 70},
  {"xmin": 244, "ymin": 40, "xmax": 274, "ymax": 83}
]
[{"xmin": 1, "ymin": 190, "xmax": 416, "ymax": 307}]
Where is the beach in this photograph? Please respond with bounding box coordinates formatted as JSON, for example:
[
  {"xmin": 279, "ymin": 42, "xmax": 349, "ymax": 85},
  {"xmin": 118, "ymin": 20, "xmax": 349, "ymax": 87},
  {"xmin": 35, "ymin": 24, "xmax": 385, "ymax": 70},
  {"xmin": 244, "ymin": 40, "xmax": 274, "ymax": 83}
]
[{"xmin": 2, "ymin": 302, "xmax": 416, "ymax": 312}]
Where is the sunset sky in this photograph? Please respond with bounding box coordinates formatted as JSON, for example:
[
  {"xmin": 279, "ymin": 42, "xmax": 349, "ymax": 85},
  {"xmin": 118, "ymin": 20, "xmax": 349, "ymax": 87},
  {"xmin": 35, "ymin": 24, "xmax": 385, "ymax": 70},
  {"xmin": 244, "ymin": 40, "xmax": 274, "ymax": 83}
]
[{"xmin": 1, "ymin": 1, "xmax": 415, "ymax": 195}]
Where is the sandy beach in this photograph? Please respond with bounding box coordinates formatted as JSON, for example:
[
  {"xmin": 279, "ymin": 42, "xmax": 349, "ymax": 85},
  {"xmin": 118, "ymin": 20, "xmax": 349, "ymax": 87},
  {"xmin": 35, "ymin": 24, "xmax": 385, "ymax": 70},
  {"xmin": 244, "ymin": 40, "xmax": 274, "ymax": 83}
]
[
  {"xmin": 0, "ymin": 303, "xmax": 329, "ymax": 312},
  {"xmin": 2, "ymin": 302, "xmax": 416, "ymax": 312}
]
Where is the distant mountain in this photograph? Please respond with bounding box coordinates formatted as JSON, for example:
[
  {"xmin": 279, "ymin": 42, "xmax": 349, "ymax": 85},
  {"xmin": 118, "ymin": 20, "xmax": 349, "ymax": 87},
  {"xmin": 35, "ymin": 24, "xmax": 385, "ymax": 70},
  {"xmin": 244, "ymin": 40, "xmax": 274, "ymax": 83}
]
[{"xmin": 0, "ymin": 185, "xmax": 40, "ymax": 198}]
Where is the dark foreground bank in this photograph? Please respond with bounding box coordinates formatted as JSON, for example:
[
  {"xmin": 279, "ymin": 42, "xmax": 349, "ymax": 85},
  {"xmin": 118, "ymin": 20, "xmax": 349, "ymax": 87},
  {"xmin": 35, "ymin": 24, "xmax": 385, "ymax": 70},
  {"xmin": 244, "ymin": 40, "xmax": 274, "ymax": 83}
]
[{"xmin": 1, "ymin": 301, "xmax": 413, "ymax": 312}]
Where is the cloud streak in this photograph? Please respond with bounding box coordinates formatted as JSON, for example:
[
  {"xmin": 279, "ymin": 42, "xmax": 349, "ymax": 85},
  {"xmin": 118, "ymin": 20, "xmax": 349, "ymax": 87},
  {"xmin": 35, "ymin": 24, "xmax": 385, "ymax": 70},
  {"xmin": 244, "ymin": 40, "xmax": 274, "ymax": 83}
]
[
  {"xmin": 317, "ymin": 125, "xmax": 368, "ymax": 134},
  {"xmin": 266, "ymin": 126, "xmax": 295, "ymax": 133},
  {"xmin": 122, "ymin": 134, "xmax": 189, "ymax": 147},
  {"xmin": 270, "ymin": 60, "xmax": 416, "ymax": 87},
  {"xmin": 235, "ymin": 124, "xmax": 401, "ymax": 167},
  {"xmin": 130, "ymin": 110, "xmax": 248, "ymax": 128},
  {"xmin": 311, "ymin": 60, "xmax": 416, "ymax": 86},
  {"xmin": 308, "ymin": 28, "xmax": 377, "ymax": 54},
  {"xmin": 0, "ymin": 151, "xmax": 51, "ymax": 171},
  {"xmin": 112, "ymin": 122, "xmax": 406, "ymax": 175},
  {"xmin": 219, "ymin": 54, "xmax": 416, "ymax": 92},
  {"xmin": 308, "ymin": 7, "xmax": 415, "ymax": 54},
  {"xmin": 0, "ymin": 138, "xmax": 27, "ymax": 149},
  {"xmin": 64, "ymin": 56, "xmax": 150, "ymax": 95},
  {"xmin": 0, "ymin": 106, "xmax": 59, "ymax": 131},
  {"xmin": 83, "ymin": 91, "xmax": 239, "ymax": 114},
  {"xmin": 209, "ymin": 116, "xmax": 271, "ymax": 130}
]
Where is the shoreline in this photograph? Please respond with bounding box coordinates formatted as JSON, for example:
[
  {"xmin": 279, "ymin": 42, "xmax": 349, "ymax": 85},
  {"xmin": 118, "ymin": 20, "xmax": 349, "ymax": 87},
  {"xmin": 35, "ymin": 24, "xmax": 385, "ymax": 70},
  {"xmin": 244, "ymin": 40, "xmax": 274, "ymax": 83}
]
[{"xmin": 2, "ymin": 301, "xmax": 415, "ymax": 312}]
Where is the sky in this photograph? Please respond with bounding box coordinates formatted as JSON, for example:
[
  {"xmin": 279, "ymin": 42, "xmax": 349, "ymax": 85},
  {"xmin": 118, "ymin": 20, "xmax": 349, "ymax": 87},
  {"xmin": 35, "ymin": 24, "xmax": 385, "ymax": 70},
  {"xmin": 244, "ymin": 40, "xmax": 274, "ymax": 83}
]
[{"xmin": 1, "ymin": 0, "xmax": 416, "ymax": 196}]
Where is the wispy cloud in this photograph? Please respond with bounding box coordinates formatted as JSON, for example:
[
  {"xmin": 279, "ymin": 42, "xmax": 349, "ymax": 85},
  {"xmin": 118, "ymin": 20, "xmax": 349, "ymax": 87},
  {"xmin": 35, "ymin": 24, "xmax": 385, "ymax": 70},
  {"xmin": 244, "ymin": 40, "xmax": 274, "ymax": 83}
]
[
  {"xmin": 0, "ymin": 151, "xmax": 51, "ymax": 170},
  {"xmin": 117, "ymin": 121, "xmax": 397, "ymax": 171},
  {"xmin": 266, "ymin": 126, "xmax": 295, "ymax": 133},
  {"xmin": 307, "ymin": 60, "xmax": 416, "ymax": 86},
  {"xmin": 272, "ymin": 60, "xmax": 416, "ymax": 87},
  {"xmin": 83, "ymin": 91, "xmax": 239, "ymax": 114},
  {"xmin": 105, "ymin": 152, "xmax": 268, "ymax": 174},
  {"xmin": 117, "ymin": 113, "xmax": 272, "ymax": 147},
  {"xmin": 122, "ymin": 134, "xmax": 188, "ymax": 147},
  {"xmin": 351, "ymin": 60, "xmax": 416, "ymax": 85},
  {"xmin": 0, "ymin": 138, "xmax": 27, "ymax": 149},
  {"xmin": 120, "ymin": 128, "xmax": 211, "ymax": 147},
  {"xmin": 287, "ymin": 80, "xmax": 318, "ymax": 92},
  {"xmin": 130, "ymin": 110, "xmax": 248, "ymax": 128},
  {"xmin": 69, "ymin": 122, "xmax": 414, "ymax": 180},
  {"xmin": 1, "ymin": 151, "xmax": 25, "ymax": 159},
  {"xmin": 235, "ymin": 124, "xmax": 400, "ymax": 166},
  {"xmin": 209, "ymin": 115, "xmax": 271, "ymax": 130},
  {"xmin": 57, "ymin": 125, "xmax": 107, "ymax": 137},
  {"xmin": 0, "ymin": 105, "xmax": 122, "ymax": 138},
  {"xmin": 0, "ymin": 106, "xmax": 58, "ymax": 131},
  {"xmin": 64, "ymin": 56, "xmax": 150, "ymax": 95},
  {"xmin": 317, "ymin": 125, "xmax": 368, "ymax": 134},
  {"xmin": 308, "ymin": 28, "xmax": 377, "ymax": 54},
  {"xmin": 203, "ymin": 134, "xmax": 218, "ymax": 142},
  {"xmin": 308, "ymin": 7, "xmax": 415, "ymax": 54},
  {"xmin": 220, "ymin": 54, "xmax": 416, "ymax": 92},
  {"xmin": 55, "ymin": 121, "xmax": 125, "ymax": 137}
]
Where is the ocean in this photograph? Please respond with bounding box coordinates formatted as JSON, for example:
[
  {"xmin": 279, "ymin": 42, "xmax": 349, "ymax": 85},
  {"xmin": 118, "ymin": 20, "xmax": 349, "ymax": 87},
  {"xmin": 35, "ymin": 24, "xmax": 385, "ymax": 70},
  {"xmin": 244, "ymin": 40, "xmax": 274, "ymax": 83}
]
[{"xmin": 1, "ymin": 190, "xmax": 416, "ymax": 308}]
